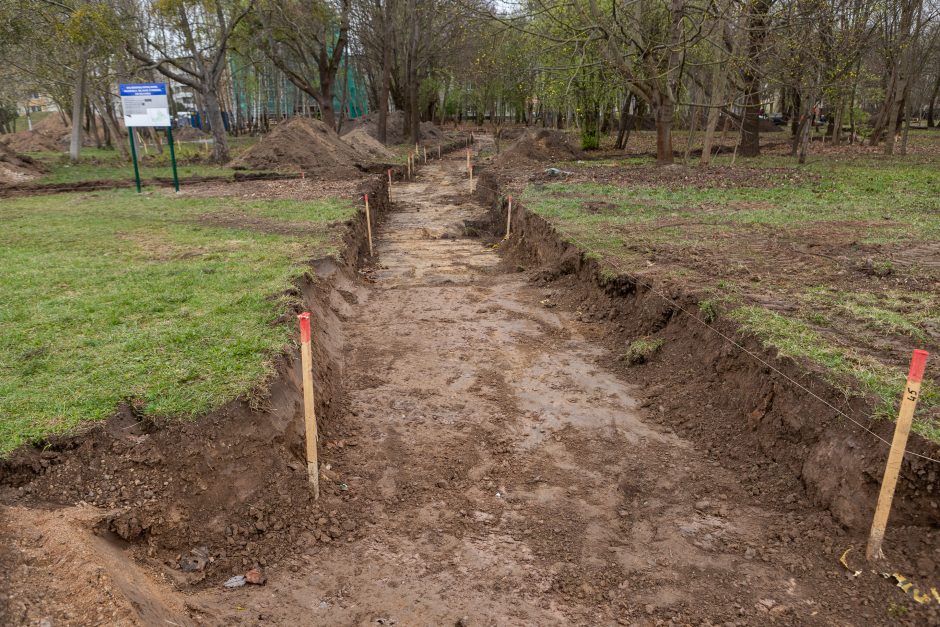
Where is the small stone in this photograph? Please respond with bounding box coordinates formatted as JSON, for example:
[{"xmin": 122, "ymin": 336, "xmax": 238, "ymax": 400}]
[{"xmin": 245, "ymin": 568, "xmax": 266, "ymax": 585}]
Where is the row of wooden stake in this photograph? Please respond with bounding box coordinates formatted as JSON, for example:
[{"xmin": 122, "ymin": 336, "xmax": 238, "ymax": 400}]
[{"xmin": 301, "ymin": 158, "xmax": 928, "ymax": 568}]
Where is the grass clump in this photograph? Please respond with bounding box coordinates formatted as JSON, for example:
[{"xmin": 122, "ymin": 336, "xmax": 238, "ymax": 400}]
[
  {"xmin": 621, "ymin": 336, "xmax": 664, "ymax": 365},
  {"xmin": 699, "ymin": 299, "xmax": 718, "ymax": 323},
  {"xmin": 0, "ymin": 189, "xmax": 355, "ymax": 455}
]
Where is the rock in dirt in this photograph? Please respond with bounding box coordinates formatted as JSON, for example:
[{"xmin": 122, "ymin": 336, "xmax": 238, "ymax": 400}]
[
  {"xmin": 223, "ymin": 575, "xmax": 246, "ymax": 588},
  {"xmin": 230, "ymin": 117, "xmax": 365, "ymax": 177},
  {"xmin": 245, "ymin": 567, "xmax": 266, "ymax": 585}
]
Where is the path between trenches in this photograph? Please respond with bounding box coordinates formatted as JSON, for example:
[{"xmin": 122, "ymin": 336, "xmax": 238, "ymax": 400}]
[{"xmin": 182, "ymin": 148, "xmax": 895, "ymax": 625}]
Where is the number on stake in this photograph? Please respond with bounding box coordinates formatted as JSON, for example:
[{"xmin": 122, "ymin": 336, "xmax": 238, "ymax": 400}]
[{"xmin": 906, "ymin": 387, "xmax": 919, "ymax": 402}]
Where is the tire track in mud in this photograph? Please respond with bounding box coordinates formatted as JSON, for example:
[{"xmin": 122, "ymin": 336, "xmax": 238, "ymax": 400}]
[{"xmin": 186, "ymin": 144, "xmax": 916, "ymax": 625}]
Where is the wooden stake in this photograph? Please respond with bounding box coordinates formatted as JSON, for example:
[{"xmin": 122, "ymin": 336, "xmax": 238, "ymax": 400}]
[
  {"xmin": 505, "ymin": 195, "xmax": 513, "ymax": 239},
  {"xmin": 298, "ymin": 313, "xmax": 320, "ymax": 499},
  {"xmin": 466, "ymin": 148, "xmax": 471, "ymax": 173},
  {"xmin": 423, "ymin": 147, "xmax": 427, "ymax": 163},
  {"xmin": 388, "ymin": 168, "xmax": 392, "ymax": 186},
  {"xmin": 866, "ymin": 349, "xmax": 929, "ymax": 561},
  {"xmin": 407, "ymin": 154, "xmax": 411, "ymax": 180},
  {"xmin": 438, "ymin": 144, "xmax": 441, "ymax": 159},
  {"xmin": 469, "ymin": 164, "xmax": 473, "ymax": 184},
  {"xmin": 364, "ymin": 194, "xmax": 374, "ymax": 256}
]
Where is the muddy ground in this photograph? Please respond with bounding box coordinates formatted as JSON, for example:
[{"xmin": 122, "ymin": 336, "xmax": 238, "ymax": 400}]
[{"xmin": 1, "ymin": 139, "xmax": 939, "ymax": 625}]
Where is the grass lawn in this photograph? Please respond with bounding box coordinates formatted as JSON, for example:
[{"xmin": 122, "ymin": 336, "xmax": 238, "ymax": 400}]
[
  {"xmin": 517, "ymin": 132, "xmax": 940, "ymax": 441},
  {"xmin": 0, "ymin": 188, "xmax": 355, "ymax": 455},
  {"xmin": 19, "ymin": 137, "xmax": 262, "ymax": 185}
]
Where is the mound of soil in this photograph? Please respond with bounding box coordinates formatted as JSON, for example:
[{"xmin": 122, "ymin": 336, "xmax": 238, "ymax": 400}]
[
  {"xmin": 342, "ymin": 127, "xmax": 394, "ymax": 161},
  {"xmin": 344, "ymin": 110, "xmax": 446, "ymax": 145},
  {"xmin": 230, "ymin": 117, "xmax": 364, "ymax": 177},
  {"xmin": 33, "ymin": 114, "xmax": 70, "ymax": 138},
  {"xmin": 0, "ymin": 143, "xmax": 46, "ymax": 183},
  {"xmin": 173, "ymin": 126, "xmax": 209, "ymax": 141},
  {"xmin": 0, "ymin": 130, "xmax": 60, "ymax": 153},
  {"xmin": 495, "ymin": 128, "xmax": 584, "ymax": 165}
]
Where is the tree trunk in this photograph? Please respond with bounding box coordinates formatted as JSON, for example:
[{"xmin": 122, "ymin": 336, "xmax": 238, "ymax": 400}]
[
  {"xmin": 700, "ymin": 58, "xmax": 725, "ymax": 166},
  {"xmin": 87, "ymin": 103, "xmax": 101, "ymax": 149},
  {"xmin": 377, "ymin": 19, "xmax": 391, "ymax": 143},
  {"xmin": 739, "ymin": 0, "xmax": 772, "ymax": 157},
  {"xmin": 652, "ymin": 92, "xmax": 675, "ymax": 165},
  {"xmin": 614, "ymin": 95, "xmax": 632, "ymax": 150},
  {"xmin": 95, "ymin": 97, "xmax": 129, "ymax": 160},
  {"xmin": 204, "ymin": 88, "xmax": 230, "ymax": 163},
  {"xmin": 884, "ymin": 78, "xmax": 907, "ymax": 155},
  {"xmin": 69, "ymin": 58, "xmax": 87, "ymax": 162},
  {"xmin": 928, "ymin": 71, "xmax": 940, "ymax": 127},
  {"xmin": 684, "ymin": 105, "xmax": 700, "ymax": 163}
]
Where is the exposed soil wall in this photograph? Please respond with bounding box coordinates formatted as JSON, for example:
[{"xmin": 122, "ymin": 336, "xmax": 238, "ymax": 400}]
[
  {"xmin": 0, "ymin": 173, "xmax": 393, "ymax": 584},
  {"xmin": 473, "ymin": 168, "xmax": 940, "ymax": 533}
]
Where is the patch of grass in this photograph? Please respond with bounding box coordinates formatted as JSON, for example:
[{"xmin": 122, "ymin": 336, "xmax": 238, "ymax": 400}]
[
  {"xmin": 0, "ymin": 189, "xmax": 355, "ymax": 455},
  {"xmin": 699, "ymin": 299, "xmax": 718, "ymax": 323},
  {"xmin": 729, "ymin": 306, "xmax": 938, "ymax": 440},
  {"xmin": 804, "ymin": 288, "xmax": 932, "ymax": 342},
  {"xmin": 621, "ymin": 336, "xmax": 664, "ymax": 365},
  {"xmin": 36, "ymin": 161, "xmax": 235, "ymax": 185}
]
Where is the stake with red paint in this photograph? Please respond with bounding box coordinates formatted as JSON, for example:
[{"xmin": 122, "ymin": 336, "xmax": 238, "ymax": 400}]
[
  {"xmin": 298, "ymin": 313, "xmax": 320, "ymax": 499},
  {"xmin": 866, "ymin": 349, "xmax": 929, "ymax": 560}
]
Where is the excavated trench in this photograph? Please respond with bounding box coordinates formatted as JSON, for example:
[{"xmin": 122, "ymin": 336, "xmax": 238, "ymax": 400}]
[{"xmin": 1, "ymin": 138, "xmax": 938, "ymax": 625}]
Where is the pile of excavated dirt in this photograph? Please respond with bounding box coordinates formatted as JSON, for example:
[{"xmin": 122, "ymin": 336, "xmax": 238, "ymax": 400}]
[
  {"xmin": 0, "ymin": 130, "xmax": 60, "ymax": 153},
  {"xmin": 33, "ymin": 114, "xmax": 70, "ymax": 139},
  {"xmin": 494, "ymin": 128, "xmax": 584, "ymax": 165},
  {"xmin": 342, "ymin": 127, "xmax": 394, "ymax": 161},
  {"xmin": 230, "ymin": 117, "xmax": 364, "ymax": 177},
  {"xmin": 173, "ymin": 126, "xmax": 209, "ymax": 141},
  {"xmin": 0, "ymin": 143, "xmax": 46, "ymax": 183},
  {"xmin": 344, "ymin": 110, "xmax": 446, "ymax": 145}
]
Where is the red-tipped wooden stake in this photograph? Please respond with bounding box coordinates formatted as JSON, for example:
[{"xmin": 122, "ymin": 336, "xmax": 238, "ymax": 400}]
[
  {"xmin": 505, "ymin": 195, "xmax": 513, "ymax": 239},
  {"xmin": 364, "ymin": 194, "xmax": 374, "ymax": 257},
  {"xmin": 866, "ymin": 349, "xmax": 929, "ymax": 560},
  {"xmin": 298, "ymin": 313, "xmax": 320, "ymax": 499}
]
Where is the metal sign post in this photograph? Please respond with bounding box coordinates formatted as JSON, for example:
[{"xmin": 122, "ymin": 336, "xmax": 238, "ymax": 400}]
[{"xmin": 120, "ymin": 83, "xmax": 178, "ymax": 193}]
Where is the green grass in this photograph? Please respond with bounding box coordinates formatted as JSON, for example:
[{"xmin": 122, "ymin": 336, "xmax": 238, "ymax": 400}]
[
  {"xmin": 621, "ymin": 336, "xmax": 664, "ymax": 365},
  {"xmin": 521, "ymin": 149, "xmax": 940, "ymax": 442},
  {"xmin": 728, "ymin": 306, "xmax": 938, "ymax": 441},
  {"xmin": 804, "ymin": 288, "xmax": 934, "ymax": 342},
  {"xmin": 523, "ymin": 162, "xmax": 940, "ymax": 243},
  {"xmin": 0, "ymin": 189, "xmax": 355, "ymax": 455}
]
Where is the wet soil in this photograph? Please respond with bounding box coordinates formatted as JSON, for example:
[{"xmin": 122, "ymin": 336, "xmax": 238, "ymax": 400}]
[{"xmin": 1, "ymin": 142, "xmax": 938, "ymax": 625}]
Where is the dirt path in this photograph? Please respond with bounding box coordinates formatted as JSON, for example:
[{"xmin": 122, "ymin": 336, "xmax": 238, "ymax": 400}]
[
  {"xmin": 177, "ymin": 147, "xmax": 913, "ymax": 625},
  {"xmin": 3, "ymin": 146, "xmax": 929, "ymax": 626}
]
